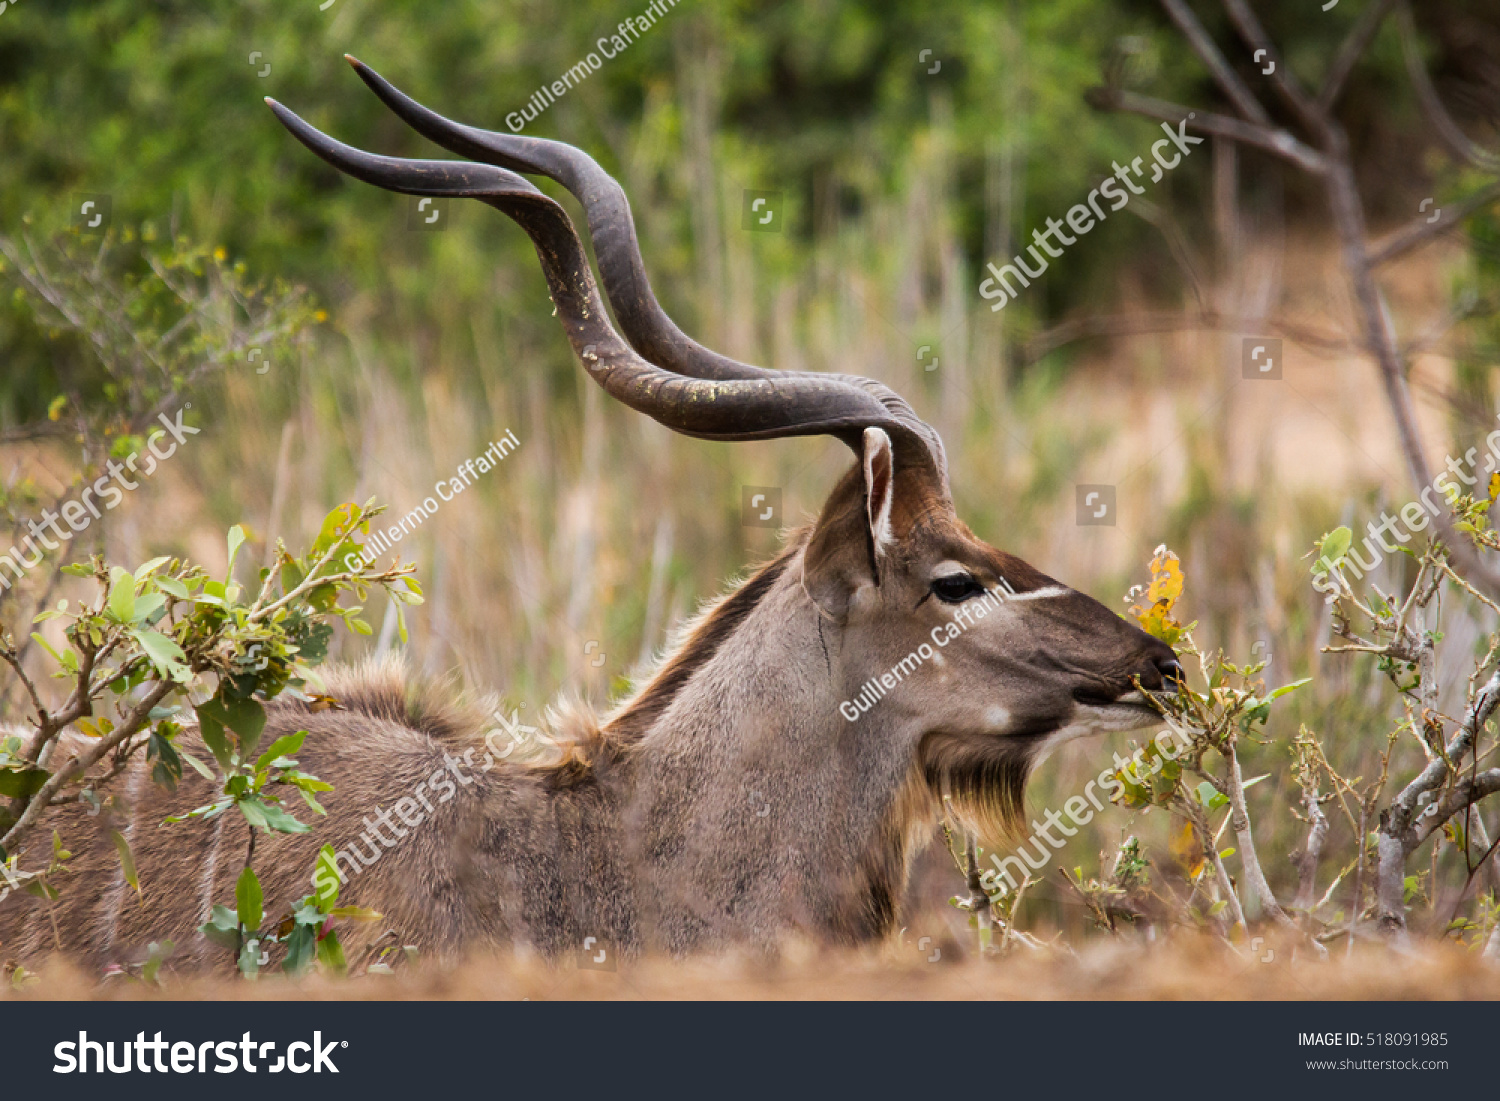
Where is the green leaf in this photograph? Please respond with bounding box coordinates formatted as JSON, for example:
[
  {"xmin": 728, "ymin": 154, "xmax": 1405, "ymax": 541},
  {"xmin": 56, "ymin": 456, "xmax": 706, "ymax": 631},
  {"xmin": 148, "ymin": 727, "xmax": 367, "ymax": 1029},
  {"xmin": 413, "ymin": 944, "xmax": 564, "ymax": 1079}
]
[
  {"xmin": 253, "ymin": 730, "xmax": 307, "ymax": 776},
  {"xmin": 237, "ymin": 798, "xmax": 270, "ymax": 831},
  {"xmin": 257, "ymin": 801, "xmax": 310, "ymax": 834},
  {"xmin": 1195, "ymin": 781, "xmax": 1228, "ymax": 812},
  {"xmin": 107, "ymin": 568, "xmax": 136, "ymax": 623},
  {"xmin": 134, "ymin": 557, "xmax": 171, "ymax": 583},
  {"xmin": 141, "ymin": 940, "xmax": 173, "ymax": 985},
  {"xmin": 198, "ymin": 695, "xmax": 267, "ymax": 759},
  {"xmin": 110, "ymin": 829, "xmax": 140, "ymax": 898},
  {"xmin": 147, "ymin": 729, "xmax": 183, "ymax": 790},
  {"xmin": 236, "ymin": 865, "xmax": 263, "ymax": 932},
  {"xmin": 282, "ymin": 924, "xmax": 318, "ymax": 974},
  {"xmin": 155, "ymin": 576, "xmax": 190, "ymax": 600},
  {"xmin": 312, "ymin": 504, "xmax": 362, "ymax": 562},
  {"xmin": 164, "ymin": 797, "xmax": 232, "ymax": 824},
  {"xmin": 314, "ymin": 845, "xmax": 340, "ymax": 910},
  {"xmin": 29, "ymin": 631, "xmax": 65, "ymax": 667},
  {"xmin": 327, "ymin": 905, "xmax": 382, "ymax": 922},
  {"xmin": 0, "ymin": 767, "xmax": 49, "ymax": 799},
  {"xmin": 1268, "ymin": 678, "xmax": 1312, "ymax": 701},
  {"xmin": 1316, "ymin": 527, "xmax": 1352, "ymax": 572},
  {"xmin": 291, "ymin": 899, "xmax": 326, "ymax": 927},
  {"xmin": 180, "ymin": 750, "xmax": 215, "ymax": 781},
  {"xmin": 316, "ymin": 928, "xmax": 347, "ymax": 975},
  {"xmin": 226, "ymin": 525, "xmax": 247, "ymax": 581},
  {"xmin": 132, "ymin": 628, "xmax": 190, "ymax": 682},
  {"xmin": 195, "ymin": 705, "xmax": 233, "ymax": 773},
  {"xmin": 199, "ymin": 904, "xmax": 240, "ymax": 950},
  {"xmin": 238, "ymin": 938, "xmax": 262, "ymax": 977}
]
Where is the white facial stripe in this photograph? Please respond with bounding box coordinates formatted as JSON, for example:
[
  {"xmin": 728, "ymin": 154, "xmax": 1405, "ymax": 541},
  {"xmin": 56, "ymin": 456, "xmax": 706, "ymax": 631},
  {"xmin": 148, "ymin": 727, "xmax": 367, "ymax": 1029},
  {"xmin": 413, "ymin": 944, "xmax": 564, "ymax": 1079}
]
[{"xmin": 998, "ymin": 585, "xmax": 1071, "ymax": 602}]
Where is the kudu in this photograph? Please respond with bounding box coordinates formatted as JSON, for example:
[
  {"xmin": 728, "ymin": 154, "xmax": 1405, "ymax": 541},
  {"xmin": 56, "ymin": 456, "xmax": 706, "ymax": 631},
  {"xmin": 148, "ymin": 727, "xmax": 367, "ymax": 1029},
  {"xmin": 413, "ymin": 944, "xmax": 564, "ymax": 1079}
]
[{"xmin": 0, "ymin": 58, "xmax": 1181, "ymax": 969}]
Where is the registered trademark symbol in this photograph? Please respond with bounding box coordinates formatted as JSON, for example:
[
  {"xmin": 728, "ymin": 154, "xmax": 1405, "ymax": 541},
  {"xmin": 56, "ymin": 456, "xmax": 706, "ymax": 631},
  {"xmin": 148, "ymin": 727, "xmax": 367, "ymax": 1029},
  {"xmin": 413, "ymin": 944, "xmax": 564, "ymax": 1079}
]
[{"xmin": 341, "ymin": 1041, "xmax": 348, "ymax": 1047}]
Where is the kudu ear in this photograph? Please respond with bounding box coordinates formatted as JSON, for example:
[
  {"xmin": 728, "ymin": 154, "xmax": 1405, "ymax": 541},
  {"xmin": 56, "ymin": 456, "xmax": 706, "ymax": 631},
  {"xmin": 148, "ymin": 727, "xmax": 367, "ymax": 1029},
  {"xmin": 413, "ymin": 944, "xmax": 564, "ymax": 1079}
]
[{"xmin": 802, "ymin": 427, "xmax": 899, "ymax": 621}]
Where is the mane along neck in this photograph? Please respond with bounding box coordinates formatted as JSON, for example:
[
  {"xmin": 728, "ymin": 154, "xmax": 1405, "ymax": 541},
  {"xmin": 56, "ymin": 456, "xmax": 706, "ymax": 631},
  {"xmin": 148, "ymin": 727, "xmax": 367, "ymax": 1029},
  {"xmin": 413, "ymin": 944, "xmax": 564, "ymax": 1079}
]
[{"xmin": 604, "ymin": 539, "xmax": 803, "ymax": 744}]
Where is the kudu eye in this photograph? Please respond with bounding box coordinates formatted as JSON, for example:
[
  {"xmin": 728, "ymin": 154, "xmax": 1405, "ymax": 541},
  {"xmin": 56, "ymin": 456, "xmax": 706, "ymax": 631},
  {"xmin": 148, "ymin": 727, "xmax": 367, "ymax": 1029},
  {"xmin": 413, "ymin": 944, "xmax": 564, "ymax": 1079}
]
[{"xmin": 931, "ymin": 573, "xmax": 985, "ymax": 603}]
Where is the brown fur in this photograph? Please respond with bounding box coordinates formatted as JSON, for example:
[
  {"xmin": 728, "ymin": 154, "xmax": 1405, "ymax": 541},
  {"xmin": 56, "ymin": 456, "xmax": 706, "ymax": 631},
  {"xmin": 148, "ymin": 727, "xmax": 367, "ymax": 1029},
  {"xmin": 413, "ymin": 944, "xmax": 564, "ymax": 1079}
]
[{"xmin": 0, "ymin": 441, "xmax": 1181, "ymax": 972}]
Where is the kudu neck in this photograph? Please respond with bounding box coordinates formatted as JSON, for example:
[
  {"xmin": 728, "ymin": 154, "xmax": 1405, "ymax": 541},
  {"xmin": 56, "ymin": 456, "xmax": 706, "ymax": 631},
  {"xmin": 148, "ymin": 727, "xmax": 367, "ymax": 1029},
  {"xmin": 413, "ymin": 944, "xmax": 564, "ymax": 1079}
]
[{"xmin": 614, "ymin": 552, "xmax": 936, "ymax": 944}]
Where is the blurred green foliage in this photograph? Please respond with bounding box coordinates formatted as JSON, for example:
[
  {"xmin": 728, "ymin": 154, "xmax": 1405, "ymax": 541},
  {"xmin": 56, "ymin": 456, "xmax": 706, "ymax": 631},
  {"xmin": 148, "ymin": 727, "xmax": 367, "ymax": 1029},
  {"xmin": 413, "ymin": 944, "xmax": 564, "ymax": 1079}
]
[{"xmin": 0, "ymin": 0, "xmax": 1434, "ymax": 405}]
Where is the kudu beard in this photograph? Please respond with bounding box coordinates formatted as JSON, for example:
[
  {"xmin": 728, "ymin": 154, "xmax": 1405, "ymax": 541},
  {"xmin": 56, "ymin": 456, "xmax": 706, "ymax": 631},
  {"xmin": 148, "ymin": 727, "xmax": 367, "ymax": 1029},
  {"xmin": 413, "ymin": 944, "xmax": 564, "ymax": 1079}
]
[
  {"xmin": 838, "ymin": 578, "xmax": 1018, "ymax": 723},
  {"xmin": 980, "ymin": 724, "xmax": 1190, "ymax": 900}
]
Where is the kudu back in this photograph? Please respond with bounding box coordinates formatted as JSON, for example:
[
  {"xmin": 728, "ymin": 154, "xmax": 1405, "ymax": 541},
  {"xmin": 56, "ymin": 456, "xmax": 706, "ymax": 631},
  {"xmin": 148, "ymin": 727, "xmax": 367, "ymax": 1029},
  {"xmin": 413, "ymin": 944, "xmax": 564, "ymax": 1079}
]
[{"xmin": 0, "ymin": 60, "xmax": 1180, "ymax": 969}]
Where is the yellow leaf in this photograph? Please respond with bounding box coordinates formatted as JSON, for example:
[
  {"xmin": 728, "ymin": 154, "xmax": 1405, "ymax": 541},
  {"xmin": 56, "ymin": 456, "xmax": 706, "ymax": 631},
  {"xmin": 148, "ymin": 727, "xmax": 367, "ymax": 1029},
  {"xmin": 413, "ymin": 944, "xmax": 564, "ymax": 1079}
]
[
  {"xmin": 1169, "ymin": 817, "xmax": 1198, "ymax": 864},
  {"xmin": 1144, "ymin": 546, "xmax": 1184, "ymax": 608},
  {"xmin": 1488, "ymin": 472, "xmax": 1499, "ymax": 504},
  {"xmin": 1137, "ymin": 601, "xmax": 1184, "ymax": 646},
  {"xmin": 1129, "ymin": 546, "xmax": 1186, "ymax": 644}
]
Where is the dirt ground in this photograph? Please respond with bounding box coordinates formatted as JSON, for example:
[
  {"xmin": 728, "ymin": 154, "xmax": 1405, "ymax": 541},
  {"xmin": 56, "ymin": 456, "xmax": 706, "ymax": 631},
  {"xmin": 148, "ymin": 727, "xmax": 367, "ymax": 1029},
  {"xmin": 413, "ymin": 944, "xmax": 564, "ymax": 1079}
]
[{"xmin": 5, "ymin": 937, "xmax": 1498, "ymax": 1001}]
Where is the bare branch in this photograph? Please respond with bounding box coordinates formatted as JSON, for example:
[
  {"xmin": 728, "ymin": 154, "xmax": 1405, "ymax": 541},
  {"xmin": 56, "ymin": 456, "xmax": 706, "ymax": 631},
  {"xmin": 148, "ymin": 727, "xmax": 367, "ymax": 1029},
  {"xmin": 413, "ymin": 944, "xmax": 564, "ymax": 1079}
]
[
  {"xmin": 1023, "ymin": 307, "xmax": 1351, "ymax": 364},
  {"xmin": 1219, "ymin": 0, "xmax": 1326, "ymax": 135},
  {"xmin": 963, "ymin": 832, "xmax": 993, "ymax": 951},
  {"xmin": 1292, "ymin": 776, "xmax": 1329, "ymax": 913},
  {"xmin": 1159, "ymin": 0, "xmax": 1271, "ymax": 125},
  {"xmin": 0, "ymin": 647, "xmax": 47, "ymax": 726},
  {"xmin": 1396, "ymin": 1, "xmax": 1500, "ymax": 175},
  {"xmin": 1225, "ymin": 739, "xmax": 1316, "ymax": 948},
  {"xmin": 1373, "ymin": 670, "xmax": 1500, "ymax": 930},
  {"xmin": 1366, "ymin": 180, "xmax": 1500, "ymax": 267},
  {"xmin": 0, "ymin": 680, "xmax": 173, "ymax": 854},
  {"xmin": 1127, "ymin": 198, "xmax": 1210, "ymax": 311},
  {"xmin": 1085, "ymin": 87, "xmax": 1327, "ymax": 175},
  {"xmin": 1407, "ymin": 770, "xmax": 1500, "ymax": 852},
  {"xmin": 0, "ymin": 422, "xmax": 75, "ymax": 445},
  {"xmin": 1317, "ymin": 0, "xmax": 1399, "ymax": 112}
]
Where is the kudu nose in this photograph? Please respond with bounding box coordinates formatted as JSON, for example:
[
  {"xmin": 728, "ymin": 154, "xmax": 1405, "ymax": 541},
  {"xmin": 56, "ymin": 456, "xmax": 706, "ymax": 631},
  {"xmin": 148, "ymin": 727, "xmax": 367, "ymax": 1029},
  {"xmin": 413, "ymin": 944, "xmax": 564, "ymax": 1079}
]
[
  {"xmin": 1131, "ymin": 639, "xmax": 1185, "ymax": 693},
  {"xmin": 1154, "ymin": 655, "xmax": 1186, "ymax": 688}
]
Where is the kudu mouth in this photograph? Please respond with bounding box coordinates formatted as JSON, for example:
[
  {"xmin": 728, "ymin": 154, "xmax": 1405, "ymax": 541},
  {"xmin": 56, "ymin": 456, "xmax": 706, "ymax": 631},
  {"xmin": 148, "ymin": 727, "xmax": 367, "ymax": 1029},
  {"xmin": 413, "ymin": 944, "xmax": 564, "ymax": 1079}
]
[{"xmin": 1024, "ymin": 639, "xmax": 1184, "ymax": 714}]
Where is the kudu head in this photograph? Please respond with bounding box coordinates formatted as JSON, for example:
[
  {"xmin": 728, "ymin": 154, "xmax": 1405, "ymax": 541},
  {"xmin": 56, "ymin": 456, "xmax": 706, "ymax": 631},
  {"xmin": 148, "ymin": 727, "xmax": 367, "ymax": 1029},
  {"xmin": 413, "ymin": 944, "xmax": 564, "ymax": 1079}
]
[{"xmin": 267, "ymin": 60, "xmax": 1181, "ymax": 837}]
